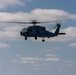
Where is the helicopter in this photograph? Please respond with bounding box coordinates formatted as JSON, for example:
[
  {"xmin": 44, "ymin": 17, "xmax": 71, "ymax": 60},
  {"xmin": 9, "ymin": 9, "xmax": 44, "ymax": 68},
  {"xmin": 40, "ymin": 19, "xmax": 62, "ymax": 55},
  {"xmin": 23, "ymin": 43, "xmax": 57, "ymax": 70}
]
[{"xmin": 0, "ymin": 20, "xmax": 66, "ymax": 42}]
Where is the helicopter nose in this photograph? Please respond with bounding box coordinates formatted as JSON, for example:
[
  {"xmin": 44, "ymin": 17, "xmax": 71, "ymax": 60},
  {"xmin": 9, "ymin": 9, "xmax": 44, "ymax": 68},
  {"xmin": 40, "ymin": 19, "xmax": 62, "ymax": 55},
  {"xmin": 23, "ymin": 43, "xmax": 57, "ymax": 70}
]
[{"xmin": 20, "ymin": 31, "xmax": 23, "ymax": 35}]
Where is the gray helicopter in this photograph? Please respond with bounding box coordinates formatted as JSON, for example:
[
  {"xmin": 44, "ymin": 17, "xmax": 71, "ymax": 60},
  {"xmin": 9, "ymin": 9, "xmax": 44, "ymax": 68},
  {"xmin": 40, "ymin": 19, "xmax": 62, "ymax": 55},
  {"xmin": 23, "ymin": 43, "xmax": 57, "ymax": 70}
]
[
  {"xmin": 0, "ymin": 20, "xmax": 66, "ymax": 42},
  {"xmin": 19, "ymin": 21, "xmax": 66, "ymax": 42}
]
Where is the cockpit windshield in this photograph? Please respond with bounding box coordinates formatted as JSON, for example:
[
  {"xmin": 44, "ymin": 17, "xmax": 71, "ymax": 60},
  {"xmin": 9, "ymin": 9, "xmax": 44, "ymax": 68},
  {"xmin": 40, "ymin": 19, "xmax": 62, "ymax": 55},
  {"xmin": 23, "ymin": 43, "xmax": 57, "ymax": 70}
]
[{"xmin": 22, "ymin": 28, "xmax": 26, "ymax": 32}]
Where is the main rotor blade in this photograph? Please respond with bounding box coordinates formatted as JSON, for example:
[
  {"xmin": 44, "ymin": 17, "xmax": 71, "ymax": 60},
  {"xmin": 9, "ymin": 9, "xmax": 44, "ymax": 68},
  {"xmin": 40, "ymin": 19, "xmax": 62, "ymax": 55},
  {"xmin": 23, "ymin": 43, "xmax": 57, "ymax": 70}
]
[
  {"xmin": 0, "ymin": 22, "xmax": 33, "ymax": 24},
  {"xmin": 0, "ymin": 20, "xmax": 65, "ymax": 25},
  {"xmin": 37, "ymin": 21, "xmax": 55, "ymax": 23}
]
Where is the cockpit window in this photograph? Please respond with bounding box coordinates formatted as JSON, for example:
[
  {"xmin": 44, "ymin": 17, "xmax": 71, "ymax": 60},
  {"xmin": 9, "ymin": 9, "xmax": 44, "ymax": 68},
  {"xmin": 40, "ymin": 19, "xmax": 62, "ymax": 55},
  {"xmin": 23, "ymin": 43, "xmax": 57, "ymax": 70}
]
[
  {"xmin": 22, "ymin": 28, "xmax": 26, "ymax": 32},
  {"xmin": 27, "ymin": 28, "xmax": 32, "ymax": 32}
]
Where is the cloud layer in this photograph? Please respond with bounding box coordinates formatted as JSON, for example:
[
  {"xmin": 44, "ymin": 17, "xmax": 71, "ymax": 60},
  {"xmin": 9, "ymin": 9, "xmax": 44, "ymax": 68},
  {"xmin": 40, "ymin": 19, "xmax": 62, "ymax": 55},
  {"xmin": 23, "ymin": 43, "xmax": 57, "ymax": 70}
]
[
  {"xmin": 0, "ymin": 9, "xmax": 76, "ymax": 21},
  {"xmin": 0, "ymin": 43, "xmax": 10, "ymax": 48},
  {"xmin": 11, "ymin": 56, "xmax": 60, "ymax": 64},
  {"xmin": 0, "ymin": 0, "xmax": 24, "ymax": 9},
  {"xmin": 69, "ymin": 43, "xmax": 76, "ymax": 47}
]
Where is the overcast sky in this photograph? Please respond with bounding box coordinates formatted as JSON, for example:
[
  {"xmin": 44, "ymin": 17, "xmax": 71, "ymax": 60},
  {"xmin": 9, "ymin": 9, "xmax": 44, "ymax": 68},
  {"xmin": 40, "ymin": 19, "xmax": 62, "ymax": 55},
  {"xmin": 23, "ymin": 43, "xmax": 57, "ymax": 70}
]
[{"xmin": 0, "ymin": 0, "xmax": 76, "ymax": 75}]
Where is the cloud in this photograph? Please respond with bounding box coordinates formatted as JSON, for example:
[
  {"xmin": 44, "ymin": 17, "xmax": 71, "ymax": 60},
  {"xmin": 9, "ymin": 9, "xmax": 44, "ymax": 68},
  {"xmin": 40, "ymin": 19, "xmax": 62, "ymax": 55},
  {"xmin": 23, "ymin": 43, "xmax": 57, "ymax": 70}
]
[
  {"xmin": 16, "ymin": 54, "xmax": 21, "ymax": 57},
  {"xmin": 68, "ymin": 43, "xmax": 76, "ymax": 47},
  {"xmin": 0, "ymin": 43, "xmax": 10, "ymax": 48},
  {"xmin": 46, "ymin": 54, "xmax": 58, "ymax": 57},
  {"xmin": 0, "ymin": 31, "xmax": 21, "ymax": 40},
  {"xmin": 45, "ymin": 58, "xmax": 60, "ymax": 61},
  {"xmin": 31, "ymin": 9, "xmax": 70, "ymax": 21},
  {"xmin": 11, "ymin": 53, "xmax": 60, "ymax": 65},
  {"xmin": 60, "ymin": 27, "xmax": 76, "ymax": 41},
  {"xmin": 18, "ymin": 56, "xmax": 60, "ymax": 64},
  {"xmin": 0, "ymin": 0, "xmax": 24, "ymax": 9},
  {"xmin": 11, "ymin": 59, "xmax": 18, "ymax": 63},
  {"xmin": 0, "ymin": 25, "xmax": 23, "ymax": 40},
  {"xmin": 4, "ymin": 25, "xmax": 23, "ymax": 31},
  {"xmin": 21, "ymin": 57, "xmax": 42, "ymax": 61},
  {"xmin": 0, "ymin": 9, "xmax": 76, "ymax": 22},
  {"xmin": 31, "ymin": 9, "xmax": 76, "ymax": 21}
]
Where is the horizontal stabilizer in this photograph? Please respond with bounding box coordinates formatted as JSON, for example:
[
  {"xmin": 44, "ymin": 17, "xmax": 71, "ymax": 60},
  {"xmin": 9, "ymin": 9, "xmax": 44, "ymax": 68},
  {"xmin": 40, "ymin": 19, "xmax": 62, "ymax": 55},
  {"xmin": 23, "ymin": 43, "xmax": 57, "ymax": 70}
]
[{"xmin": 58, "ymin": 33, "xmax": 66, "ymax": 35}]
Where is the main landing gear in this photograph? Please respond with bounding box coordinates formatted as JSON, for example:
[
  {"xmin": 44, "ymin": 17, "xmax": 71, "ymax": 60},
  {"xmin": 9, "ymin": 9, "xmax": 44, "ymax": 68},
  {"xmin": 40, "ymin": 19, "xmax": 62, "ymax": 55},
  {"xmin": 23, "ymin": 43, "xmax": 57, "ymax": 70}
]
[
  {"xmin": 42, "ymin": 38, "xmax": 45, "ymax": 42},
  {"xmin": 35, "ymin": 36, "xmax": 45, "ymax": 42},
  {"xmin": 34, "ymin": 37, "xmax": 45, "ymax": 42},
  {"xmin": 25, "ymin": 37, "xmax": 27, "ymax": 40},
  {"xmin": 25, "ymin": 37, "xmax": 45, "ymax": 42},
  {"xmin": 35, "ymin": 36, "xmax": 37, "ymax": 40}
]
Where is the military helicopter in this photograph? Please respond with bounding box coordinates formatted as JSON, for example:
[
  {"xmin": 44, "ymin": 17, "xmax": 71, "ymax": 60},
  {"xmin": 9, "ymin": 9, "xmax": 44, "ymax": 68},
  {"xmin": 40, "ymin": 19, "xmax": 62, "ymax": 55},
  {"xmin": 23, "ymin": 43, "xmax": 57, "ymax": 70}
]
[{"xmin": 0, "ymin": 20, "xmax": 66, "ymax": 42}]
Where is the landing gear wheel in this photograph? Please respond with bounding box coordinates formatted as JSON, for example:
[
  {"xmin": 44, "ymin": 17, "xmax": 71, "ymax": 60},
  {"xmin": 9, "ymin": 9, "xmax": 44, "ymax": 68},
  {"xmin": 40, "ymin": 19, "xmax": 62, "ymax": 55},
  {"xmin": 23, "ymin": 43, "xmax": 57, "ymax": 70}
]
[
  {"xmin": 42, "ymin": 39, "xmax": 45, "ymax": 42},
  {"xmin": 48, "ymin": 37, "xmax": 50, "ymax": 38},
  {"xmin": 35, "ymin": 37, "xmax": 37, "ymax": 40},
  {"xmin": 25, "ymin": 37, "xmax": 27, "ymax": 40}
]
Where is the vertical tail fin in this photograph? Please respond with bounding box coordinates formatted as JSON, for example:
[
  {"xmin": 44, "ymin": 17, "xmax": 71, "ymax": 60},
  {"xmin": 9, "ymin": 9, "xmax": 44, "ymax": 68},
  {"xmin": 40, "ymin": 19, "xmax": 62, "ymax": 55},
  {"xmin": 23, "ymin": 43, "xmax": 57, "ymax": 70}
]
[{"xmin": 54, "ymin": 24, "xmax": 61, "ymax": 36}]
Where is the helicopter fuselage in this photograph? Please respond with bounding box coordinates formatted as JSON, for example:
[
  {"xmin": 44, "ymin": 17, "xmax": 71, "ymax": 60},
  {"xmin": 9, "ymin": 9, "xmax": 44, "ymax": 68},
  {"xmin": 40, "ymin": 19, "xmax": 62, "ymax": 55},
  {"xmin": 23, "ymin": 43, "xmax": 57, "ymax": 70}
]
[
  {"xmin": 20, "ymin": 24, "xmax": 65, "ymax": 42},
  {"xmin": 20, "ymin": 26, "xmax": 54, "ymax": 38}
]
